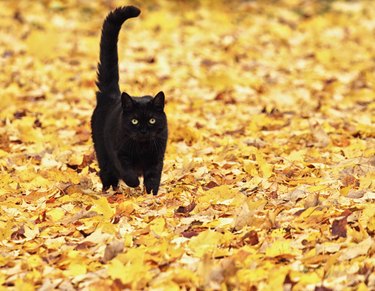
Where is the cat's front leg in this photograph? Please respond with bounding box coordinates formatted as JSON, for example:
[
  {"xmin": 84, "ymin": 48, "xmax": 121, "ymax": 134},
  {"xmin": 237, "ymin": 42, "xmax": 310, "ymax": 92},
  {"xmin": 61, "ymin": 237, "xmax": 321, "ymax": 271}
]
[
  {"xmin": 113, "ymin": 155, "xmax": 140, "ymax": 188},
  {"xmin": 122, "ymin": 170, "xmax": 140, "ymax": 188},
  {"xmin": 120, "ymin": 161, "xmax": 139, "ymax": 188},
  {"xmin": 144, "ymin": 162, "xmax": 163, "ymax": 195}
]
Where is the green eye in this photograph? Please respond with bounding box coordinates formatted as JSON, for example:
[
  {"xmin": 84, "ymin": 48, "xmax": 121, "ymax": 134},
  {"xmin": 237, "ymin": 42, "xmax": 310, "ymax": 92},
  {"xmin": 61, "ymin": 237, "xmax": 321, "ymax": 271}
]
[
  {"xmin": 149, "ymin": 118, "xmax": 156, "ymax": 124},
  {"xmin": 131, "ymin": 119, "xmax": 138, "ymax": 125}
]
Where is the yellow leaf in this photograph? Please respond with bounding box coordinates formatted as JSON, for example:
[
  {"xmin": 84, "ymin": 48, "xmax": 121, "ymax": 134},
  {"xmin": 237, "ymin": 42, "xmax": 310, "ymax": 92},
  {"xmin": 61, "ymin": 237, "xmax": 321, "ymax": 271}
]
[
  {"xmin": 30, "ymin": 176, "xmax": 51, "ymax": 188},
  {"xmin": 339, "ymin": 237, "xmax": 373, "ymax": 261},
  {"xmin": 27, "ymin": 255, "xmax": 43, "ymax": 268},
  {"xmin": 152, "ymin": 281, "xmax": 180, "ymax": 291},
  {"xmin": 316, "ymin": 49, "xmax": 332, "ymax": 65},
  {"xmin": 150, "ymin": 217, "xmax": 166, "ymax": 236},
  {"xmin": 119, "ymin": 248, "xmax": 148, "ymax": 264},
  {"xmin": 205, "ymin": 71, "xmax": 235, "ymax": 90},
  {"xmin": 209, "ymin": 185, "xmax": 238, "ymax": 200},
  {"xmin": 307, "ymin": 185, "xmax": 327, "ymax": 192},
  {"xmin": 265, "ymin": 240, "xmax": 300, "ymax": 257},
  {"xmin": 340, "ymin": 185, "xmax": 351, "ymax": 196},
  {"xmin": 24, "ymin": 225, "xmax": 40, "ymax": 241},
  {"xmin": 244, "ymin": 160, "xmax": 258, "ymax": 176},
  {"xmin": 82, "ymin": 229, "xmax": 111, "ymax": 245},
  {"xmin": 63, "ymin": 262, "xmax": 87, "ymax": 277},
  {"xmin": 357, "ymin": 282, "xmax": 369, "ymax": 291},
  {"xmin": 256, "ymin": 152, "xmax": 273, "ymax": 178},
  {"xmin": 25, "ymin": 269, "xmax": 42, "ymax": 282},
  {"xmin": 360, "ymin": 172, "xmax": 374, "ymax": 190},
  {"xmin": 198, "ymin": 185, "xmax": 242, "ymax": 208},
  {"xmin": 15, "ymin": 279, "xmax": 35, "ymax": 291},
  {"xmin": 247, "ymin": 199, "xmax": 267, "ymax": 211},
  {"xmin": 124, "ymin": 234, "xmax": 134, "ymax": 248},
  {"xmin": 26, "ymin": 28, "xmax": 59, "ymax": 59},
  {"xmin": 117, "ymin": 201, "xmax": 137, "ymax": 215},
  {"xmin": 47, "ymin": 208, "xmax": 65, "ymax": 222},
  {"xmin": 268, "ymin": 266, "xmax": 289, "ymax": 290},
  {"xmin": 92, "ymin": 197, "xmax": 115, "ymax": 220},
  {"xmin": 298, "ymin": 207, "xmax": 323, "ymax": 221},
  {"xmin": 233, "ymin": 198, "xmax": 267, "ymax": 230},
  {"xmin": 143, "ymin": 11, "xmax": 179, "ymax": 31},
  {"xmin": 271, "ymin": 228, "xmax": 286, "ymax": 238},
  {"xmin": 292, "ymin": 271, "xmax": 322, "ymax": 285},
  {"xmin": 44, "ymin": 237, "xmax": 65, "ymax": 249},
  {"xmin": 287, "ymin": 150, "xmax": 306, "ymax": 162},
  {"xmin": 67, "ymin": 250, "xmax": 80, "ymax": 260},
  {"xmin": 99, "ymin": 221, "xmax": 117, "ymax": 235},
  {"xmin": 107, "ymin": 257, "xmax": 151, "ymax": 288},
  {"xmin": 367, "ymin": 215, "xmax": 375, "ymax": 232},
  {"xmin": 359, "ymin": 204, "xmax": 375, "ymax": 229},
  {"xmin": 237, "ymin": 269, "xmax": 267, "ymax": 284},
  {"xmin": 188, "ymin": 230, "xmax": 223, "ymax": 257},
  {"xmin": 151, "ymin": 268, "xmax": 198, "ymax": 288},
  {"xmin": 271, "ymin": 23, "xmax": 292, "ymax": 39},
  {"xmin": 0, "ymin": 272, "xmax": 5, "ymax": 286},
  {"xmin": 68, "ymin": 154, "xmax": 83, "ymax": 166}
]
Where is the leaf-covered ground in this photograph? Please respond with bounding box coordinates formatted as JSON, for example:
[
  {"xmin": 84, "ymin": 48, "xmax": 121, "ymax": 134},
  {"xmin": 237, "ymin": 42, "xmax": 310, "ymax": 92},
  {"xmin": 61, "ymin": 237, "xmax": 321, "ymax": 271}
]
[{"xmin": 0, "ymin": 0, "xmax": 374, "ymax": 290}]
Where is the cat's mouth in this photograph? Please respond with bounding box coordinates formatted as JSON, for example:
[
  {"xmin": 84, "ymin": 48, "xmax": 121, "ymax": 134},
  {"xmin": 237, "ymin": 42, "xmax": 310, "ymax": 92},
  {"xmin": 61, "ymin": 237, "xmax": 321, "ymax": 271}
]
[
  {"xmin": 133, "ymin": 134, "xmax": 155, "ymax": 142},
  {"xmin": 137, "ymin": 136, "xmax": 150, "ymax": 141}
]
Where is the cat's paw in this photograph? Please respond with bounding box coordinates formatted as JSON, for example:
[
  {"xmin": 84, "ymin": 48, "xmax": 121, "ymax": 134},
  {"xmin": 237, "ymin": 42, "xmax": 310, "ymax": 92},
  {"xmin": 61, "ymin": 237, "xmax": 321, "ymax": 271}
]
[
  {"xmin": 100, "ymin": 170, "xmax": 119, "ymax": 192},
  {"xmin": 144, "ymin": 177, "xmax": 159, "ymax": 195},
  {"xmin": 102, "ymin": 185, "xmax": 110, "ymax": 192},
  {"xmin": 123, "ymin": 175, "xmax": 140, "ymax": 188},
  {"xmin": 145, "ymin": 182, "xmax": 152, "ymax": 195}
]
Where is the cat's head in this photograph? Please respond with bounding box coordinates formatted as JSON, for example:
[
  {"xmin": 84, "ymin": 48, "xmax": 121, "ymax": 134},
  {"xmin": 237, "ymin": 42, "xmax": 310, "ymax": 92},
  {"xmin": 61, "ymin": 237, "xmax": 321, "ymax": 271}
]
[{"xmin": 121, "ymin": 91, "xmax": 167, "ymax": 140}]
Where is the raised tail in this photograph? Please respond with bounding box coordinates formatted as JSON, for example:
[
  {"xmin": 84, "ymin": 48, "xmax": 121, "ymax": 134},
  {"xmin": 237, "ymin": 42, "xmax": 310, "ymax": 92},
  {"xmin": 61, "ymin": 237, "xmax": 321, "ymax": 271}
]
[{"xmin": 96, "ymin": 6, "xmax": 140, "ymax": 99}]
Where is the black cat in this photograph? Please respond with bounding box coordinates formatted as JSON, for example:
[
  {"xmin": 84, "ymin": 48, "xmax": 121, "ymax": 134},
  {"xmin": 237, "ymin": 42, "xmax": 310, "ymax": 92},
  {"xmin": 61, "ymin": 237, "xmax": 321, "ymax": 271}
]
[{"xmin": 91, "ymin": 6, "xmax": 168, "ymax": 195}]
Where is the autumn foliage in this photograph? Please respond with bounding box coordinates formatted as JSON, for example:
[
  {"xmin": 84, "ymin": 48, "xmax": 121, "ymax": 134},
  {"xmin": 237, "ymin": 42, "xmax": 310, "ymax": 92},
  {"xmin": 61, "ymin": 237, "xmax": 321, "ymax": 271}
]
[{"xmin": 0, "ymin": 0, "xmax": 374, "ymax": 290}]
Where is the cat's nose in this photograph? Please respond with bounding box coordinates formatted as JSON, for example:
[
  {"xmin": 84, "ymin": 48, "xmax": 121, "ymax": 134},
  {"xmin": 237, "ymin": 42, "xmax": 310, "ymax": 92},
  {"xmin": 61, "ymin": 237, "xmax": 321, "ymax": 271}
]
[{"xmin": 140, "ymin": 129, "xmax": 147, "ymax": 135}]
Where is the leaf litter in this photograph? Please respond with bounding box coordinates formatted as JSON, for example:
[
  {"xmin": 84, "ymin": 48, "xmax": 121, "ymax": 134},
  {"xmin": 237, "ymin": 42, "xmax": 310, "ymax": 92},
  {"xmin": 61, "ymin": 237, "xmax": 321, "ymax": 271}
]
[{"xmin": 0, "ymin": 0, "xmax": 374, "ymax": 290}]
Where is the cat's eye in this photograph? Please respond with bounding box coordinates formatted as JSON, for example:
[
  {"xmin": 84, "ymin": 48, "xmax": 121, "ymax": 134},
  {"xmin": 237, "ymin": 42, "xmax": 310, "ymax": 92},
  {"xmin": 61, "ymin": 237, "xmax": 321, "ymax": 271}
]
[
  {"xmin": 131, "ymin": 119, "xmax": 139, "ymax": 125},
  {"xmin": 149, "ymin": 118, "xmax": 156, "ymax": 124}
]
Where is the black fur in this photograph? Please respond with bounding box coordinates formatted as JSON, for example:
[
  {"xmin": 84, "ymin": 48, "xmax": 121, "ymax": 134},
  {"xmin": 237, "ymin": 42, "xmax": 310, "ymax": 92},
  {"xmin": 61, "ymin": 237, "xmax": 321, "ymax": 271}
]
[{"xmin": 91, "ymin": 6, "xmax": 168, "ymax": 195}]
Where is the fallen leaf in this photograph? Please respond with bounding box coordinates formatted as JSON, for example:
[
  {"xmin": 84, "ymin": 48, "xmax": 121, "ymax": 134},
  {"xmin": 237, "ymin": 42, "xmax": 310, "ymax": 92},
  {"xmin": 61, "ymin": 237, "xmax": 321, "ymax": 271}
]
[
  {"xmin": 103, "ymin": 240, "xmax": 124, "ymax": 263},
  {"xmin": 331, "ymin": 217, "xmax": 347, "ymax": 238},
  {"xmin": 175, "ymin": 201, "xmax": 196, "ymax": 214},
  {"xmin": 188, "ymin": 230, "xmax": 223, "ymax": 257},
  {"xmin": 339, "ymin": 237, "xmax": 374, "ymax": 261}
]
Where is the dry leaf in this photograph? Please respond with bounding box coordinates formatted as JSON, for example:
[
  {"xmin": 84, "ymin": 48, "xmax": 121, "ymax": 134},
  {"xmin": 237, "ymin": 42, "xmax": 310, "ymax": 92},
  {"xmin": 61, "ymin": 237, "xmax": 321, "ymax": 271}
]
[
  {"xmin": 103, "ymin": 240, "xmax": 124, "ymax": 263},
  {"xmin": 331, "ymin": 217, "xmax": 347, "ymax": 238},
  {"xmin": 1, "ymin": 1, "xmax": 374, "ymax": 290}
]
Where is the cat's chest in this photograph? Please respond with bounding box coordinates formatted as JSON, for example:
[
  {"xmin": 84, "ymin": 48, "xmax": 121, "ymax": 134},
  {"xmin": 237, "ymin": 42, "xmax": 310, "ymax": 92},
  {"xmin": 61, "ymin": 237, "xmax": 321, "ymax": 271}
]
[{"xmin": 118, "ymin": 141, "xmax": 157, "ymax": 164}]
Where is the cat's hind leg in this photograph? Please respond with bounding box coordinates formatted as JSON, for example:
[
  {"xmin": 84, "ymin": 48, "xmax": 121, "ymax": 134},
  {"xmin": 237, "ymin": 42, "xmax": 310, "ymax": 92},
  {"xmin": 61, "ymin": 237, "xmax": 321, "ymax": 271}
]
[{"xmin": 93, "ymin": 140, "xmax": 119, "ymax": 191}]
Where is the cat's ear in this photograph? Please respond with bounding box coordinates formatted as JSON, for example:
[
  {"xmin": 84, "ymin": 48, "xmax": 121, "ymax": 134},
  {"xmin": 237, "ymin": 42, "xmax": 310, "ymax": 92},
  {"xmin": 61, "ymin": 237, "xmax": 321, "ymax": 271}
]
[
  {"xmin": 153, "ymin": 91, "xmax": 165, "ymax": 111},
  {"xmin": 121, "ymin": 92, "xmax": 134, "ymax": 111}
]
